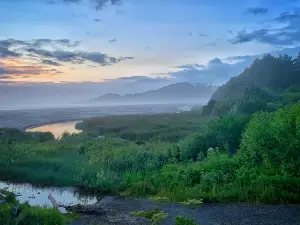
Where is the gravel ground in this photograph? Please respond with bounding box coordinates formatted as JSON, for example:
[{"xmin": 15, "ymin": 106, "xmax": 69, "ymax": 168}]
[{"xmin": 70, "ymin": 196, "xmax": 300, "ymax": 225}]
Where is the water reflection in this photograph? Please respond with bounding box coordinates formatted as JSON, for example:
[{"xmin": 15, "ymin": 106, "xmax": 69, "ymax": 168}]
[
  {"xmin": 0, "ymin": 181, "xmax": 98, "ymax": 207},
  {"xmin": 26, "ymin": 121, "xmax": 82, "ymax": 139}
]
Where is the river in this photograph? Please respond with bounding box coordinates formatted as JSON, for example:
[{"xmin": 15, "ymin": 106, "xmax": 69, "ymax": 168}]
[{"xmin": 25, "ymin": 121, "xmax": 82, "ymax": 139}]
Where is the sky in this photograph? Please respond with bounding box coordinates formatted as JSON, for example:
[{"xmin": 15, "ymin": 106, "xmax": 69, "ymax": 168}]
[{"xmin": 1, "ymin": 0, "xmax": 300, "ymax": 104}]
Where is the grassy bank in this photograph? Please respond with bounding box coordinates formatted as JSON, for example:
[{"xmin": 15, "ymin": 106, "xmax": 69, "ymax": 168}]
[{"xmin": 1, "ymin": 103, "xmax": 300, "ymax": 204}]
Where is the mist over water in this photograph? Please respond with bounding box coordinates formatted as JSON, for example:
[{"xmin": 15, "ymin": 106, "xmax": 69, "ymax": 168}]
[{"xmin": 26, "ymin": 121, "xmax": 82, "ymax": 139}]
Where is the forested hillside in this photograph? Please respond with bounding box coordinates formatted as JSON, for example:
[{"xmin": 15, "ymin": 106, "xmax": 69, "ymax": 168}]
[{"xmin": 203, "ymin": 54, "xmax": 300, "ymax": 116}]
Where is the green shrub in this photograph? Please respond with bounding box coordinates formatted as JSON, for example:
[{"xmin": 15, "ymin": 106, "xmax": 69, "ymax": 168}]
[
  {"xmin": 131, "ymin": 209, "xmax": 168, "ymax": 225},
  {"xmin": 175, "ymin": 216, "xmax": 199, "ymax": 225}
]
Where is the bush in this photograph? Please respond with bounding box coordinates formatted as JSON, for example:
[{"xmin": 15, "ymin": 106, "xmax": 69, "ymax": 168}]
[
  {"xmin": 0, "ymin": 203, "xmax": 65, "ymax": 225},
  {"xmin": 239, "ymin": 104, "xmax": 300, "ymax": 177},
  {"xmin": 175, "ymin": 216, "xmax": 199, "ymax": 225}
]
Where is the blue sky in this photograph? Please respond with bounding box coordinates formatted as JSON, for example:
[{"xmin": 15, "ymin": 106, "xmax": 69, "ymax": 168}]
[{"xmin": 1, "ymin": 0, "xmax": 300, "ymax": 102}]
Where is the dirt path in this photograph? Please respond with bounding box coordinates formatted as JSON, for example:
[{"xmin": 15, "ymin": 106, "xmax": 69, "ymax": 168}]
[{"xmin": 69, "ymin": 196, "xmax": 300, "ymax": 225}]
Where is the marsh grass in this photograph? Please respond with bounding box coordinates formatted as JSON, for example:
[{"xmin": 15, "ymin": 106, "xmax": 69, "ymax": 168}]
[
  {"xmin": 0, "ymin": 193, "xmax": 72, "ymax": 225},
  {"xmin": 130, "ymin": 209, "xmax": 168, "ymax": 225}
]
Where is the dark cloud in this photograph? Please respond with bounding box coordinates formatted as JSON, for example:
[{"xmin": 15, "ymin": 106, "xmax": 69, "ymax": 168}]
[
  {"xmin": 274, "ymin": 12, "xmax": 300, "ymax": 22},
  {"xmin": 94, "ymin": 19, "xmax": 101, "ymax": 22},
  {"xmin": 32, "ymin": 39, "xmax": 81, "ymax": 48},
  {"xmin": 0, "ymin": 38, "xmax": 80, "ymax": 49},
  {"xmin": 176, "ymin": 64, "xmax": 204, "ymax": 69},
  {"xmin": 108, "ymin": 38, "xmax": 117, "ymax": 43},
  {"xmin": 107, "ymin": 76, "xmax": 169, "ymax": 83},
  {"xmin": 0, "ymin": 38, "xmax": 131, "ymax": 67},
  {"xmin": 0, "ymin": 38, "xmax": 81, "ymax": 60},
  {"xmin": 0, "ymin": 46, "xmax": 22, "ymax": 58},
  {"xmin": 119, "ymin": 56, "xmax": 134, "ymax": 60},
  {"xmin": 46, "ymin": 0, "xmax": 122, "ymax": 11},
  {"xmin": 228, "ymin": 29, "xmax": 234, "ymax": 36},
  {"xmin": 0, "ymin": 39, "xmax": 27, "ymax": 48},
  {"xmin": 41, "ymin": 59, "xmax": 62, "ymax": 66},
  {"xmin": 26, "ymin": 48, "xmax": 79, "ymax": 63},
  {"xmin": 245, "ymin": 7, "xmax": 268, "ymax": 15},
  {"xmin": 231, "ymin": 10, "xmax": 300, "ymax": 46},
  {"xmin": 25, "ymin": 48, "xmax": 133, "ymax": 66}
]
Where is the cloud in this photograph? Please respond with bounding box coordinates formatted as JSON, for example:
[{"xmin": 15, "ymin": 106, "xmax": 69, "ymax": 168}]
[
  {"xmin": 47, "ymin": 0, "xmax": 122, "ymax": 11},
  {"xmin": 0, "ymin": 38, "xmax": 80, "ymax": 49},
  {"xmin": 25, "ymin": 48, "xmax": 133, "ymax": 66},
  {"xmin": 32, "ymin": 39, "xmax": 81, "ymax": 48},
  {"xmin": 228, "ymin": 29, "xmax": 234, "ymax": 36},
  {"xmin": 105, "ymin": 75, "xmax": 169, "ymax": 84},
  {"xmin": 94, "ymin": 19, "xmax": 101, "ymax": 22},
  {"xmin": 171, "ymin": 45, "xmax": 300, "ymax": 85},
  {"xmin": 108, "ymin": 38, "xmax": 117, "ymax": 43},
  {"xmin": 0, "ymin": 62, "xmax": 62, "ymax": 80},
  {"xmin": 206, "ymin": 41, "xmax": 217, "ymax": 46},
  {"xmin": 0, "ymin": 46, "xmax": 22, "ymax": 58},
  {"xmin": 176, "ymin": 64, "xmax": 204, "ymax": 69},
  {"xmin": 41, "ymin": 59, "xmax": 62, "ymax": 66},
  {"xmin": 245, "ymin": 7, "xmax": 268, "ymax": 16},
  {"xmin": 0, "ymin": 38, "xmax": 81, "ymax": 61},
  {"xmin": 274, "ymin": 11, "xmax": 300, "ymax": 22},
  {"xmin": 199, "ymin": 33, "xmax": 208, "ymax": 37},
  {"xmin": 1, "ymin": 38, "xmax": 132, "ymax": 67},
  {"xmin": 167, "ymin": 57, "xmax": 256, "ymax": 84},
  {"xmin": 230, "ymin": 10, "xmax": 300, "ymax": 46}
]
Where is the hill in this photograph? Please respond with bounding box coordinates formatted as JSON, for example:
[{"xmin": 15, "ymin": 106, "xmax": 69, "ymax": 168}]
[
  {"xmin": 211, "ymin": 54, "xmax": 300, "ymax": 101},
  {"xmin": 89, "ymin": 82, "xmax": 219, "ymax": 105},
  {"xmin": 202, "ymin": 53, "xmax": 300, "ymax": 116}
]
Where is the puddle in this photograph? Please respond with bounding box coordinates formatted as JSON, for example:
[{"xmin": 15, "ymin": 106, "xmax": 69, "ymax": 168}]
[{"xmin": 0, "ymin": 181, "xmax": 98, "ymax": 208}]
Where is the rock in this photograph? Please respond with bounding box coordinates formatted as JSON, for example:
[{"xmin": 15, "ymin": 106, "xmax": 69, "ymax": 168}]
[{"xmin": 66, "ymin": 204, "xmax": 105, "ymax": 216}]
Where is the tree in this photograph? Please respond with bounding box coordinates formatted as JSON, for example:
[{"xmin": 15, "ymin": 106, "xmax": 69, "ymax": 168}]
[{"xmin": 239, "ymin": 103, "xmax": 300, "ymax": 177}]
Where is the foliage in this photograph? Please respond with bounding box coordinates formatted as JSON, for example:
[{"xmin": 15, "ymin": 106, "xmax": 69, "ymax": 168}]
[
  {"xmin": 178, "ymin": 115, "xmax": 249, "ymax": 161},
  {"xmin": 0, "ymin": 128, "xmax": 54, "ymax": 144},
  {"xmin": 0, "ymin": 202, "xmax": 66, "ymax": 225},
  {"xmin": 205, "ymin": 53, "xmax": 300, "ymax": 116},
  {"xmin": 175, "ymin": 216, "xmax": 199, "ymax": 225},
  {"xmin": 239, "ymin": 104, "xmax": 300, "ymax": 177},
  {"xmin": 180, "ymin": 199, "xmax": 203, "ymax": 208},
  {"xmin": 130, "ymin": 209, "xmax": 168, "ymax": 225}
]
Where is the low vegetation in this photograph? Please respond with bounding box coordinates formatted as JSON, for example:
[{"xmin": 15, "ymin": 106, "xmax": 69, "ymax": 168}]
[
  {"xmin": 131, "ymin": 209, "xmax": 168, "ymax": 225},
  {"xmin": 0, "ymin": 192, "xmax": 76, "ymax": 225},
  {"xmin": 76, "ymin": 109, "xmax": 213, "ymax": 143}
]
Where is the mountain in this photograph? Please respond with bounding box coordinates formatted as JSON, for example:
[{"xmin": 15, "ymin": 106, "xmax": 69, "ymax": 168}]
[{"xmin": 89, "ymin": 82, "xmax": 219, "ymax": 105}]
